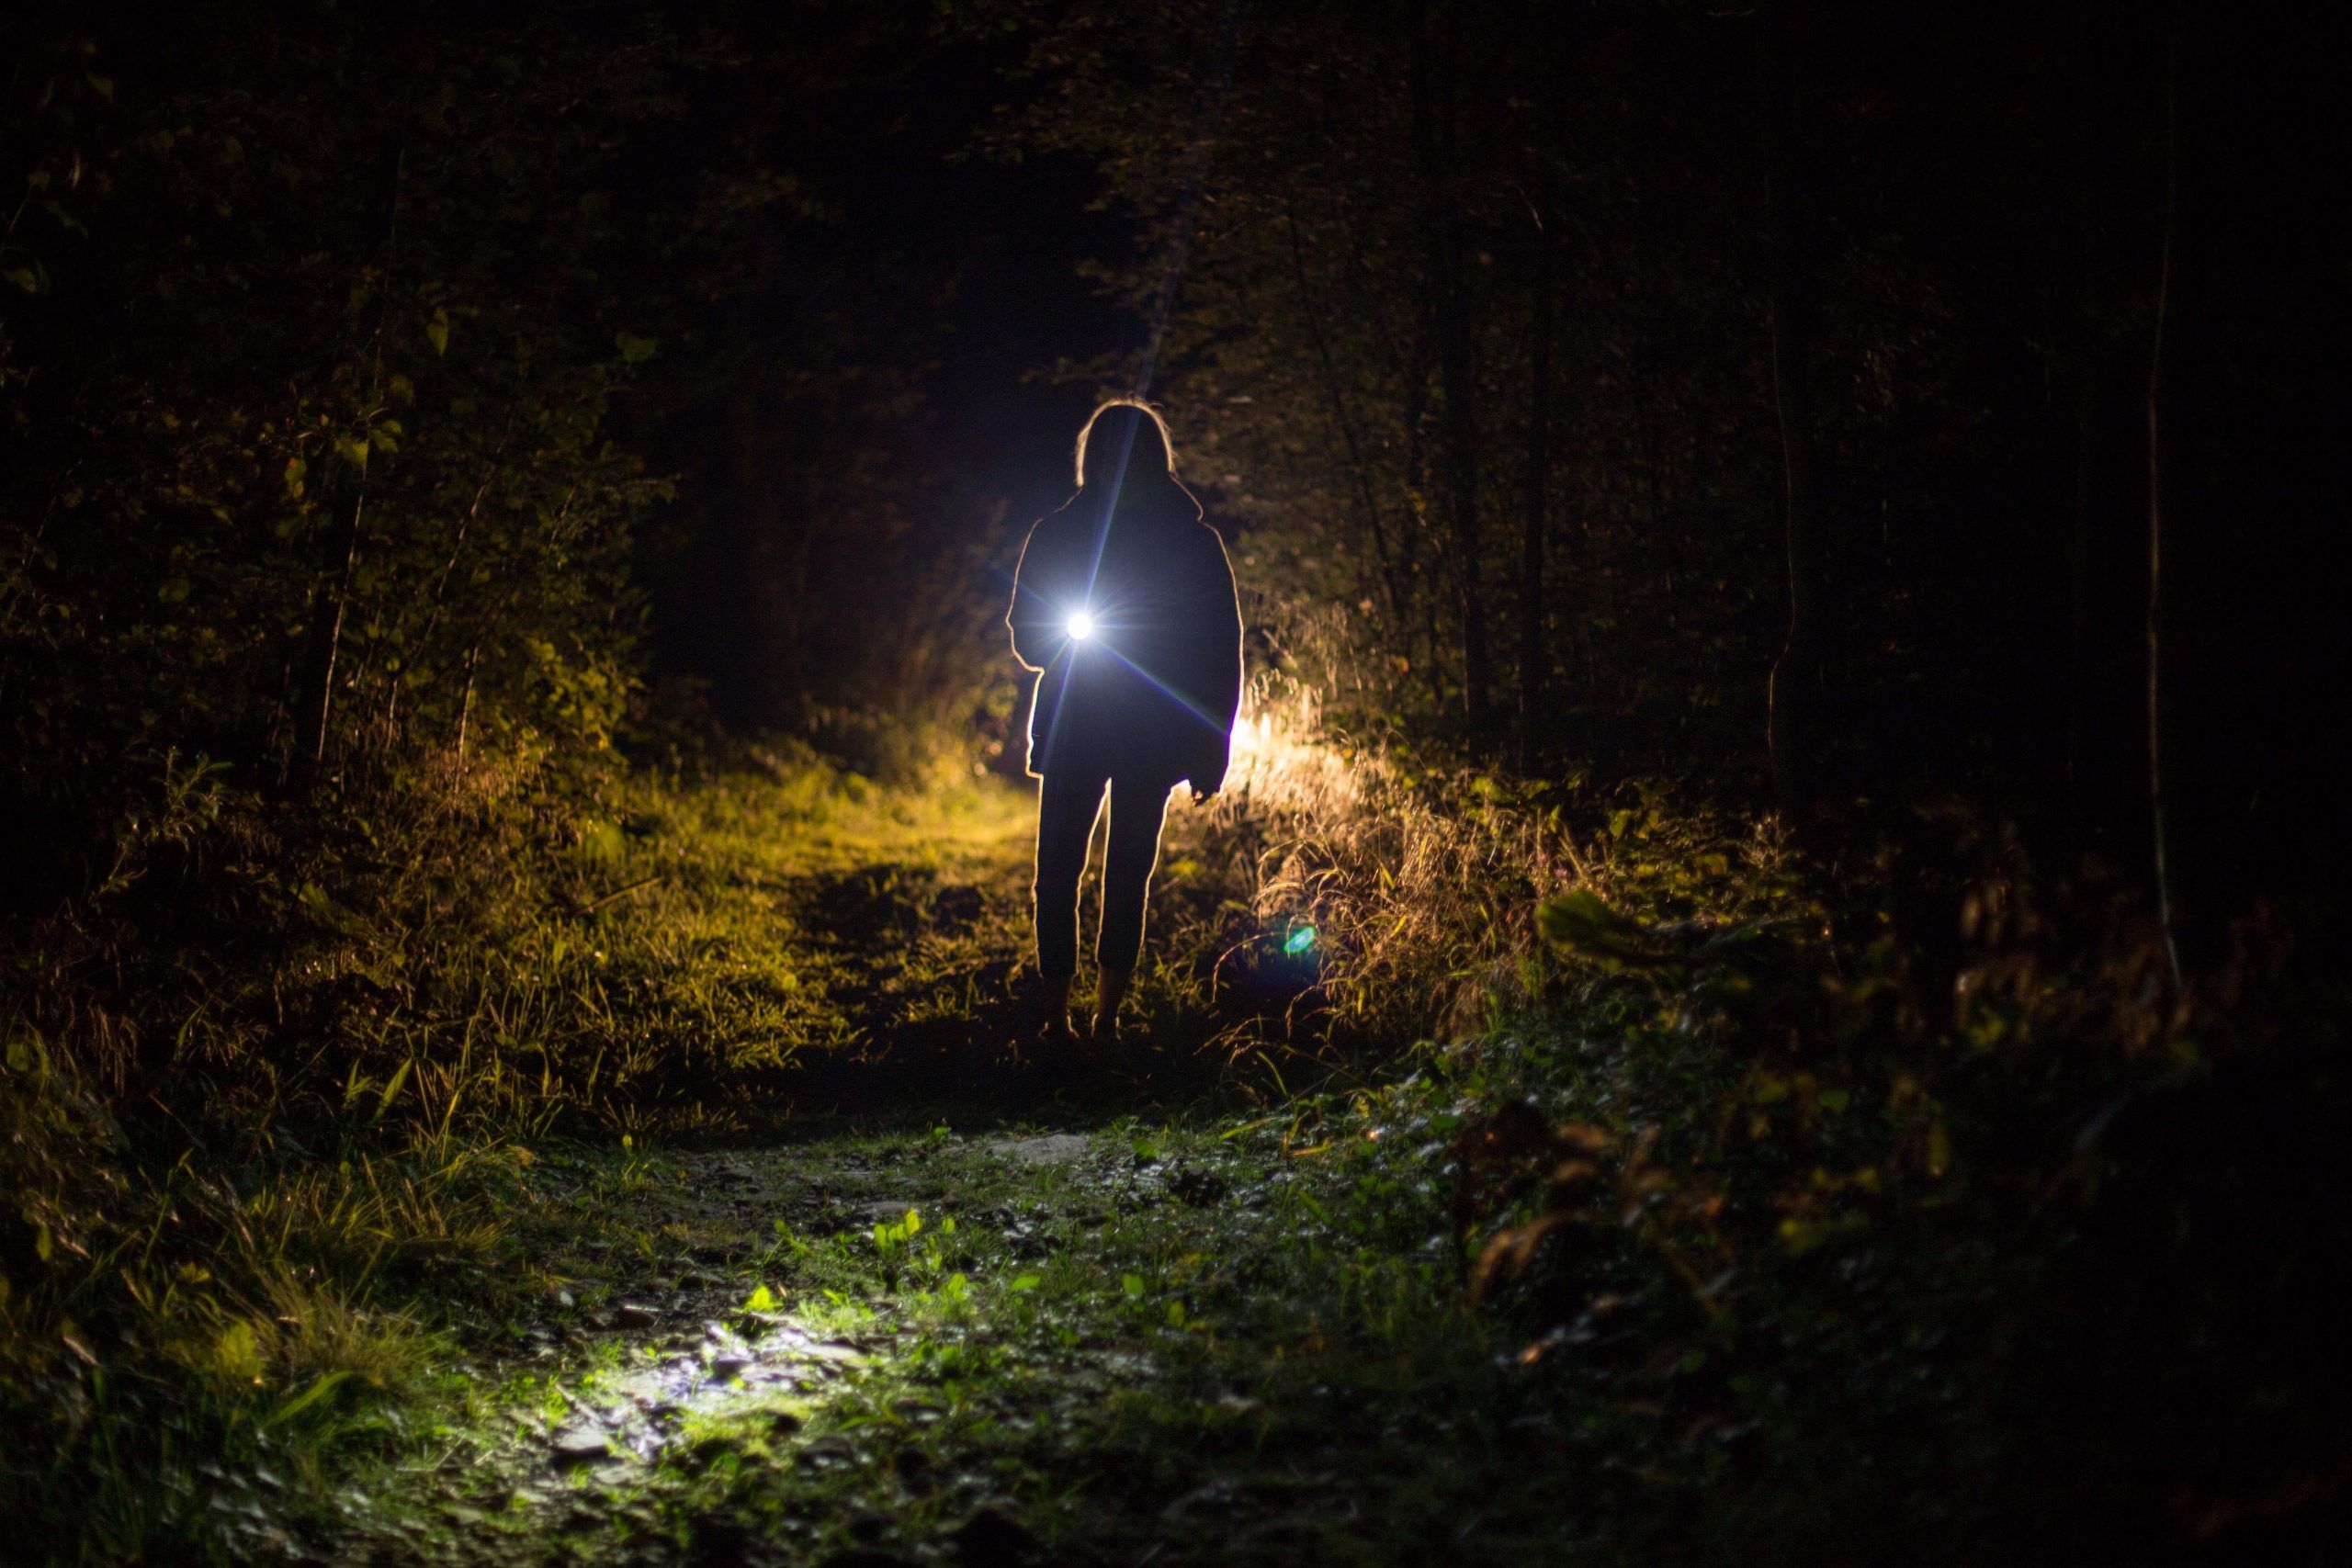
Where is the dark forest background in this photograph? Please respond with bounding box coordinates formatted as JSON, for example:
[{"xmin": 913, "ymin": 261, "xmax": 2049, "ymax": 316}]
[{"xmin": 8, "ymin": 0, "xmax": 2344, "ymax": 940}]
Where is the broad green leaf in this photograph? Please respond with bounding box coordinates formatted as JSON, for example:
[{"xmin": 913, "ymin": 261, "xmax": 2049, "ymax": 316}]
[
  {"xmin": 1534, "ymin": 888, "xmax": 1657, "ymax": 965},
  {"xmin": 210, "ymin": 1320, "xmax": 265, "ymax": 1383}
]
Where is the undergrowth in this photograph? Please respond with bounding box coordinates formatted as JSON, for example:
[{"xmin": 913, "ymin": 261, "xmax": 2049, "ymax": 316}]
[
  {"xmin": 0, "ymin": 737, "xmax": 1031, "ymax": 1557},
  {"xmin": 6, "ymin": 686, "xmax": 2346, "ymax": 1562}
]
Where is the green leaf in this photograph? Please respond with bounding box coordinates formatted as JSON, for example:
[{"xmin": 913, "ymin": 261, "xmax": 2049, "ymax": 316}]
[
  {"xmin": 266, "ymin": 1370, "xmax": 349, "ymax": 1426},
  {"xmin": 371, "ymin": 1058, "xmax": 412, "ymax": 1121},
  {"xmin": 157, "ymin": 578, "xmax": 192, "ymax": 604},
  {"xmin": 744, "ymin": 1283, "xmax": 778, "ymax": 1313},
  {"xmin": 1120, "ymin": 1273, "xmax": 1145, "ymax": 1298},
  {"xmin": 1009, "ymin": 1273, "xmax": 1042, "ymax": 1292},
  {"xmin": 426, "ymin": 310, "xmax": 450, "ymax": 355},
  {"xmin": 209, "ymin": 1320, "xmax": 265, "ymax": 1383},
  {"xmin": 1534, "ymin": 888, "xmax": 1661, "ymax": 966},
  {"xmin": 615, "ymin": 332, "xmax": 658, "ymax": 364},
  {"xmin": 4, "ymin": 267, "xmax": 40, "ymax": 294}
]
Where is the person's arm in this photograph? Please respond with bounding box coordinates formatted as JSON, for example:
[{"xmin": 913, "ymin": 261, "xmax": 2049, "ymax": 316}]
[
  {"xmin": 1007, "ymin": 512, "xmax": 1071, "ymax": 671},
  {"xmin": 1190, "ymin": 526, "xmax": 1245, "ymax": 798}
]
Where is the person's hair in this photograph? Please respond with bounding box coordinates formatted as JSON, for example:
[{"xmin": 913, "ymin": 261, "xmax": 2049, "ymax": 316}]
[{"xmin": 1073, "ymin": 398, "xmax": 1177, "ymax": 489}]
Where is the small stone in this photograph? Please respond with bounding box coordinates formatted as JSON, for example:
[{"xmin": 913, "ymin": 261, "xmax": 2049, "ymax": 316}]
[
  {"xmin": 614, "ymin": 1303, "xmax": 660, "ymax": 1329},
  {"xmin": 550, "ymin": 1425, "xmax": 610, "ymax": 1467},
  {"xmin": 709, "ymin": 1352, "xmax": 753, "ymax": 1380},
  {"xmin": 991, "ymin": 1134, "xmax": 1090, "ymax": 1166}
]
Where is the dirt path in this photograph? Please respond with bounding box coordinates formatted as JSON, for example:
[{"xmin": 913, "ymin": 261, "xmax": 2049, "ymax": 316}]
[
  {"xmin": 319, "ymin": 798, "xmax": 1491, "ymax": 1567},
  {"xmin": 326, "ymin": 1089, "xmax": 1434, "ymax": 1567}
]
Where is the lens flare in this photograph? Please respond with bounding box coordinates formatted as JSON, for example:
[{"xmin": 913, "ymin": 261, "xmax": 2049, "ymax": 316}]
[
  {"xmin": 1067, "ymin": 610, "xmax": 1096, "ymax": 641},
  {"xmin": 1284, "ymin": 925, "xmax": 1317, "ymax": 955}
]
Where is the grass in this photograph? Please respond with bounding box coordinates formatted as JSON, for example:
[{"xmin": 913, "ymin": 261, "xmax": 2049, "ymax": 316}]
[
  {"xmin": 5, "ymin": 697, "xmax": 2347, "ymax": 1562},
  {"xmin": 1, "ymin": 746, "xmax": 1045, "ymax": 1560}
]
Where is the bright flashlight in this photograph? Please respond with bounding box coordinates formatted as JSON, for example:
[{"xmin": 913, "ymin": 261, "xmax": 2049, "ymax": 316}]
[{"xmin": 1067, "ymin": 610, "xmax": 1096, "ymax": 641}]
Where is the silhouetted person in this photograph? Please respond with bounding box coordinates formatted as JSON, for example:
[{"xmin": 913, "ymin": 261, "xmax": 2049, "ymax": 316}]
[{"xmin": 1008, "ymin": 400, "xmax": 1243, "ymax": 1044}]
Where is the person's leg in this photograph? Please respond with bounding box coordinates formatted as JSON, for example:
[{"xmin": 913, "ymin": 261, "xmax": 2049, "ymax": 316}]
[
  {"xmin": 1091, "ymin": 964, "xmax": 1130, "ymax": 1037},
  {"xmin": 1091, "ymin": 775, "xmax": 1174, "ymax": 1032},
  {"xmin": 1033, "ymin": 770, "xmax": 1106, "ymax": 1035}
]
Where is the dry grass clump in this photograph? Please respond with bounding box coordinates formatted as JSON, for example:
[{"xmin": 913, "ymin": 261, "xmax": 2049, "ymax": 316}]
[{"xmin": 1191, "ymin": 668, "xmax": 1799, "ymax": 1048}]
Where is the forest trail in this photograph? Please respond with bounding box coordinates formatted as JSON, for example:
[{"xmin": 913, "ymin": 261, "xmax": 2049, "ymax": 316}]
[{"xmin": 318, "ymin": 780, "xmax": 1447, "ymax": 1568}]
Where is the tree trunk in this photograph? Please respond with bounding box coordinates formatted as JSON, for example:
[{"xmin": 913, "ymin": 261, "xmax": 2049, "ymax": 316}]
[
  {"xmin": 453, "ymin": 640, "xmax": 480, "ymax": 769},
  {"xmin": 1400, "ymin": 204, "xmax": 1447, "ymax": 714},
  {"xmin": 2060, "ymin": 0, "xmax": 2098, "ymax": 839},
  {"xmin": 1410, "ymin": 4, "xmax": 1491, "ymax": 731},
  {"xmin": 288, "ymin": 484, "xmax": 364, "ymax": 795},
  {"xmin": 2064, "ymin": 314, "xmax": 2097, "ymax": 826},
  {"xmin": 1517, "ymin": 222, "xmax": 1555, "ymax": 768},
  {"xmin": 1287, "ymin": 208, "xmax": 1409, "ymax": 632},
  {"xmin": 288, "ymin": 141, "xmax": 405, "ymax": 798},
  {"xmin": 1629, "ymin": 317, "xmax": 1680, "ymax": 632},
  {"xmin": 1758, "ymin": 2, "xmax": 1826, "ymax": 818},
  {"xmin": 2146, "ymin": 0, "xmax": 2188, "ymax": 987}
]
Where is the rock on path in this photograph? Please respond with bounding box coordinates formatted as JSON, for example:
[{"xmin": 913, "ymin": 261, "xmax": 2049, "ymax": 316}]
[{"xmin": 990, "ymin": 1134, "xmax": 1091, "ymax": 1166}]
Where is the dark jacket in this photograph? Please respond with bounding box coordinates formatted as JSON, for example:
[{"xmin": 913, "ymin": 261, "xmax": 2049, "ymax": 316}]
[{"xmin": 1008, "ymin": 475, "xmax": 1243, "ymax": 785}]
